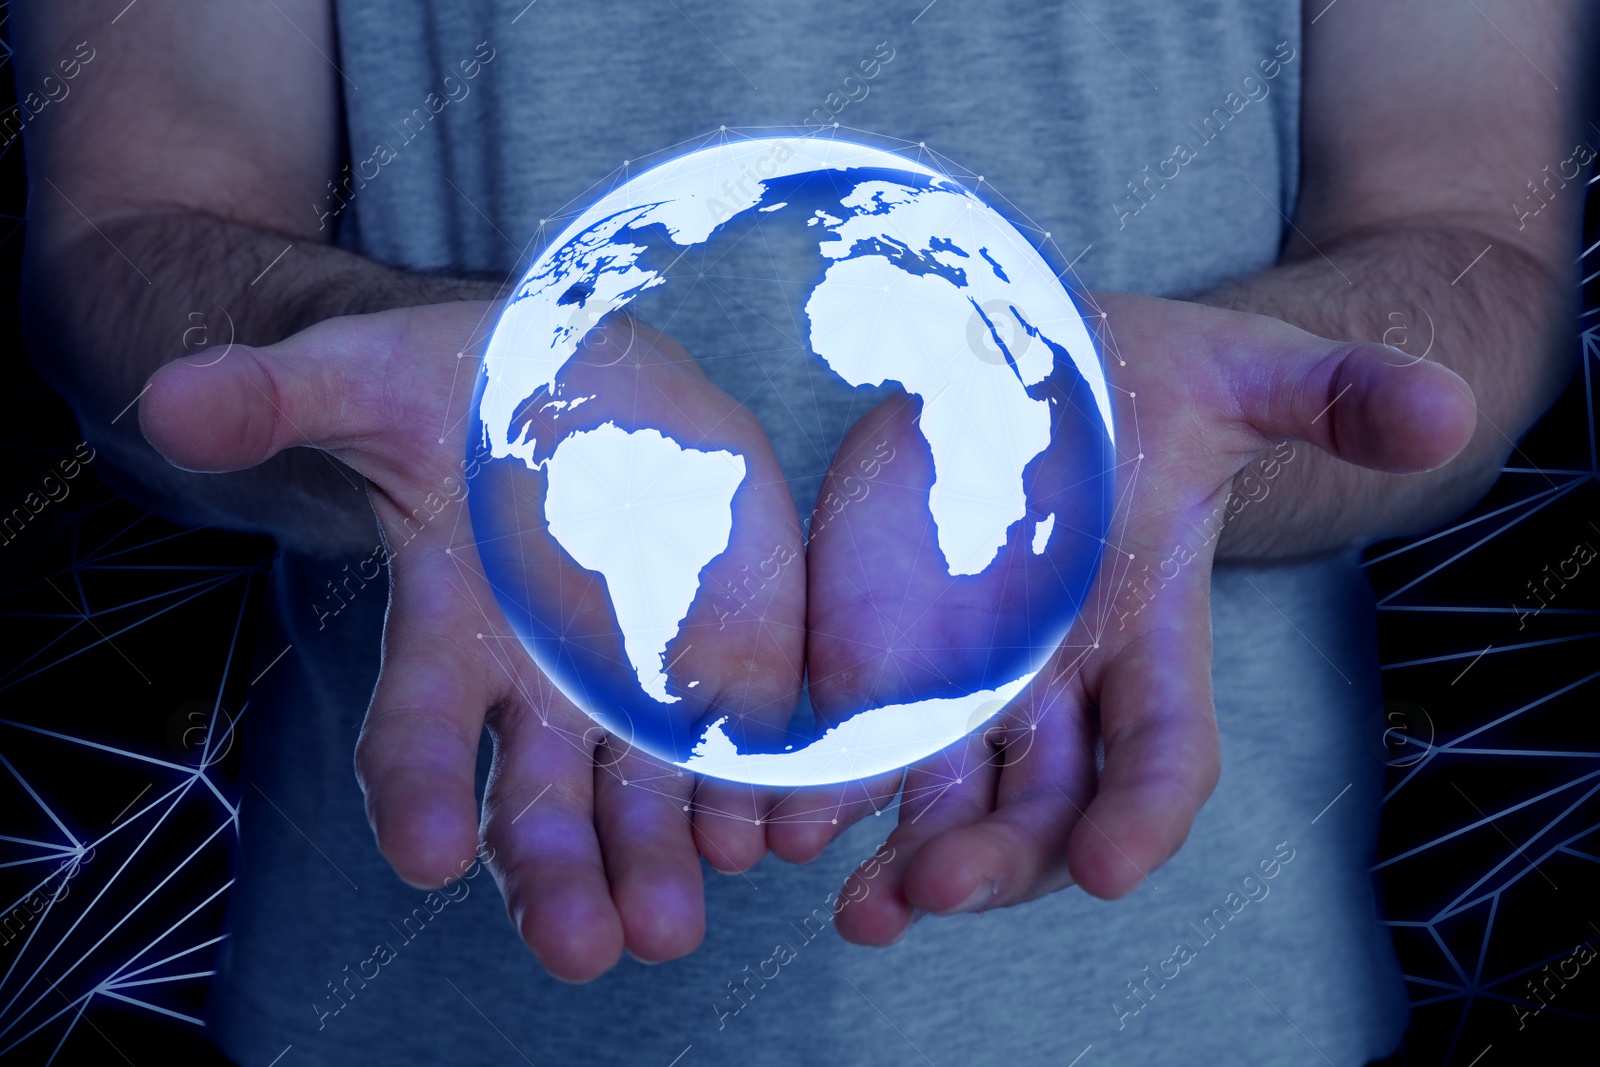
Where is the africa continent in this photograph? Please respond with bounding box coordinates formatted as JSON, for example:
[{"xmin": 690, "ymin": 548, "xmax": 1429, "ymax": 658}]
[{"xmin": 804, "ymin": 180, "xmax": 1054, "ymax": 575}]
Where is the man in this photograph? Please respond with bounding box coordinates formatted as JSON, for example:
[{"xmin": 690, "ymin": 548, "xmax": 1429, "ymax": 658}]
[{"xmin": 15, "ymin": 0, "xmax": 1587, "ymax": 1063}]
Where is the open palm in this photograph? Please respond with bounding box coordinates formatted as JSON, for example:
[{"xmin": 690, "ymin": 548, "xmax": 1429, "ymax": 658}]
[{"xmin": 767, "ymin": 292, "xmax": 1477, "ymax": 943}]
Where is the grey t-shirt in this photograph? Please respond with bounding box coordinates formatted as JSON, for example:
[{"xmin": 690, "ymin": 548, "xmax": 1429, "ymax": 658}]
[{"xmin": 208, "ymin": 3, "xmax": 1408, "ymax": 1064}]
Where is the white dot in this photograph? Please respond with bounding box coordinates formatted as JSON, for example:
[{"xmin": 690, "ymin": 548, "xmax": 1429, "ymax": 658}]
[
  {"xmin": 831, "ymin": 818, "xmax": 838, "ymax": 825},
  {"xmin": 1138, "ymin": 453, "xmax": 1145, "ymax": 459},
  {"xmin": 683, "ymin": 804, "xmax": 691, "ymax": 811},
  {"xmin": 1044, "ymin": 231, "xmax": 1050, "ymax": 238},
  {"xmin": 1129, "ymin": 391, "xmax": 1136, "ymax": 398},
  {"xmin": 720, "ymin": 125, "xmax": 726, "ymax": 131},
  {"xmin": 957, "ymin": 778, "xmax": 963, "ymax": 784}
]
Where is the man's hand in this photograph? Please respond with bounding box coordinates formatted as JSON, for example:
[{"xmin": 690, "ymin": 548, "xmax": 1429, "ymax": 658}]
[
  {"xmin": 762, "ymin": 292, "xmax": 1479, "ymax": 943},
  {"xmin": 140, "ymin": 306, "xmax": 810, "ymax": 981},
  {"xmin": 794, "ymin": 0, "xmax": 1589, "ymax": 940}
]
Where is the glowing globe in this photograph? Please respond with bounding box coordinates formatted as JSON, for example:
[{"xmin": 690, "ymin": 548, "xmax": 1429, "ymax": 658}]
[{"xmin": 468, "ymin": 135, "xmax": 1114, "ymax": 787}]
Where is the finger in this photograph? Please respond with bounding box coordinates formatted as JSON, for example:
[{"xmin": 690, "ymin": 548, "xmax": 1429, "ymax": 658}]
[
  {"xmin": 592, "ymin": 738, "xmax": 704, "ymax": 963},
  {"xmin": 688, "ymin": 615, "xmax": 841, "ymax": 872},
  {"xmin": 354, "ymin": 543, "xmax": 490, "ymax": 888},
  {"xmin": 898, "ymin": 673, "xmax": 1100, "ymax": 915},
  {"xmin": 1232, "ymin": 335, "xmax": 1476, "ymax": 473},
  {"xmin": 833, "ymin": 733, "xmax": 1001, "ymax": 947},
  {"xmin": 690, "ymin": 777, "xmax": 772, "ymax": 874},
  {"xmin": 139, "ymin": 303, "xmax": 490, "ymax": 479},
  {"xmin": 480, "ymin": 677, "xmax": 625, "ymax": 983},
  {"xmin": 460, "ymin": 519, "xmax": 634, "ymax": 984},
  {"xmin": 139, "ymin": 342, "xmax": 290, "ymax": 472},
  {"xmin": 1113, "ymin": 293, "xmax": 1479, "ymax": 473},
  {"xmin": 1066, "ymin": 573, "xmax": 1220, "ymax": 900},
  {"xmin": 763, "ymin": 768, "xmax": 903, "ymax": 865}
]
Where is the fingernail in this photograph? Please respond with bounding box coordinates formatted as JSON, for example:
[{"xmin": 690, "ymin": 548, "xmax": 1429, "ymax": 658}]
[{"xmin": 946, "ymin": 878, "xmax": 997, "ymax": 915}]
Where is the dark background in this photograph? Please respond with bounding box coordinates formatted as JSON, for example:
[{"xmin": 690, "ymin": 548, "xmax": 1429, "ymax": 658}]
[{"xmin": 1, "ymin": 16, "xmax": 1598, "ymax": 1067}]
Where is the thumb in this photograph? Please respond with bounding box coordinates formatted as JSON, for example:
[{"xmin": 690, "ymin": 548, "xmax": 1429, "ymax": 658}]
[
  {"xmin": 139, "ymin": 341, "xmax": 334, "ymax": 473},
  {"xmin": 1217, "ymin": 320, "xmax": 1478, "ymax": 474},
  {"xmin": 139, "ymin": 316, "xmax": 391, "ymax": 474},
  {"xmin": 138, "ymin": 303, "xmax": 490, "ymax": 478}
]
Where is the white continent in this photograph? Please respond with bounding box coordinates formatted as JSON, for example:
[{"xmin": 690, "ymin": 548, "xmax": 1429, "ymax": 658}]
[
  {"xmin": 544, "ymin": 422, "xmax": 745, "ymax": 704},
  {"xmin": 678, "ymin": 672, "xmax": 1034, "ymax": 787},
  {"xmin": 806, "ymin": 181, "xmax": 1058, "ymax": 575},
  {"xmin": 1032, "ymin": 513, "xmax": 1056, "ymax": 555}
]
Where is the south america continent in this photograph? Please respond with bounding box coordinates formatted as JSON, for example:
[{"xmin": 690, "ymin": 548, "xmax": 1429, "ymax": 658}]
[{"xmin": 544, "ymin": 422, "xmax": 746, "ymax": 703}]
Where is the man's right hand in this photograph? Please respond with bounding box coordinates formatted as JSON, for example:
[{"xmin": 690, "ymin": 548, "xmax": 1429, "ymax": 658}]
[{"xmin": 139, "ymin": 305, "xmax": 807, "ymax": 981}]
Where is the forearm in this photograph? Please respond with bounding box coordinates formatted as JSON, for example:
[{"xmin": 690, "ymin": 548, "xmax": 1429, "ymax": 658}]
[
  {"xmin": 1197, "ymin": 223, "xmax": 1575, "ymax": 559},
  {"xmin": 23, "ymin": 212, "xmax": 502, "ymax": 554}
]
